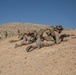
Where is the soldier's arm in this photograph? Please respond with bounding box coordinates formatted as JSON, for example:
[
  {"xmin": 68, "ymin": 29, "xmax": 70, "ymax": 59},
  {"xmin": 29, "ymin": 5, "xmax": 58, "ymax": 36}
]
[{"xmin": 55, "ymin": 31, "xmax": 62, "ymax": 44}]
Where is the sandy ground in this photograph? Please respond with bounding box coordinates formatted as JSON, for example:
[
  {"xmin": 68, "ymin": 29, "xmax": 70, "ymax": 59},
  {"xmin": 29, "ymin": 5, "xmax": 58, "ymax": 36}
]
[{"xmin": 0, "ymin": 29, "xmax": 76, "ymax": 75}]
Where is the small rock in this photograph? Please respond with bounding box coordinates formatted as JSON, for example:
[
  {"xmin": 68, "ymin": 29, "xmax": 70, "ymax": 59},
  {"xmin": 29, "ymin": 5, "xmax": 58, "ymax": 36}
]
[{"xmin": 25, "ymin": 57, "xmax": 27, "ymax": 59}]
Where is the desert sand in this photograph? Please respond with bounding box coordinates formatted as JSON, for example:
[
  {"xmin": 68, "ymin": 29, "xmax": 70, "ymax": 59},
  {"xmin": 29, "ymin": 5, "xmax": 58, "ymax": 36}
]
[{"xmin": 0, "ymin": 23, "xmax": 76, "ymax": 75}]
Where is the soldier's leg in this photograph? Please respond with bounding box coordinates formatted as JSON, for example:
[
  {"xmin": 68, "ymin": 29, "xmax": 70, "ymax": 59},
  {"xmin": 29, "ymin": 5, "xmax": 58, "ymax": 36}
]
[
  {"xmin": 26, "ymin": 35, "xmax": 55, "ymax": 52},
  {"xmin": 15, "ymin": 40, "xmax": 29, "ymax": 48},
  {"xmin": 9, "ymin": 35, "xmax": 24, "ymax": 43},
  {"xmin": 26, "ymin": 42, "xmax": 38, "ymax": 52},
  {"xmin": 10, "ymin": 33, "xmax": 24, "ymax": 43},
  {"xmin": 14, "ymin": 36, "xmax": 28, "ymax": 48},
  {"xmin": 26, "ymin": 40, "xmax": 55, "ymax": 52},
  {"xmin": 26, "ymin": 35, "xmax": 42, "ymax": 52},
  {"xmin": 41, "ymin": 40, "xmax": 55, "ymax": 47},
  {"xmin": 41, "ymin": 35, "xmax": 55, "ymax": 47},
  {"xmin": 9, "ymin": 39, "xmax": 20, "ymax": 43}
]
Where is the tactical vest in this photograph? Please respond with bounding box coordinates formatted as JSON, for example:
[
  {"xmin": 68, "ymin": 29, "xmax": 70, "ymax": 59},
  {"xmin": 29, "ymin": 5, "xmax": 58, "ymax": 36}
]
[{"xmin": 38, "ymin": 27, "xmax": 55, "ymax": 37}]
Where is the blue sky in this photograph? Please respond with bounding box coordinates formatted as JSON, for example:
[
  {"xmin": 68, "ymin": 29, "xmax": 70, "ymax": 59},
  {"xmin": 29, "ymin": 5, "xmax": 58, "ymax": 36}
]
[{"xmin": 0, "ymin": 0, "xmax": 76, "ymax": 28}]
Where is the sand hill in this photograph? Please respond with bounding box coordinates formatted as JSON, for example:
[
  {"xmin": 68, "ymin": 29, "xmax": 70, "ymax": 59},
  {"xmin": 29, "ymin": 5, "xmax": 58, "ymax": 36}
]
[{"xmin": 0, "ymin": 22, "xmax": 76, "ymax": 75}]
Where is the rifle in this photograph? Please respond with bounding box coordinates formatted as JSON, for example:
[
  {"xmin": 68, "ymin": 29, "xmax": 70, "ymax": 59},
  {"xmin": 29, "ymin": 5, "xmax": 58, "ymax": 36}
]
[{"xmin": 60, "ymin": 34, "xmax": 76, "ymax": 42}]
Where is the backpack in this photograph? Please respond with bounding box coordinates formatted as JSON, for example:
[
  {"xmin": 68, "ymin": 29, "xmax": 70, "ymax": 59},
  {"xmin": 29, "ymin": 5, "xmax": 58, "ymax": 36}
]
[{"xmin": 38, "ymin": 26, "xmax": 55, "ymax": 37}]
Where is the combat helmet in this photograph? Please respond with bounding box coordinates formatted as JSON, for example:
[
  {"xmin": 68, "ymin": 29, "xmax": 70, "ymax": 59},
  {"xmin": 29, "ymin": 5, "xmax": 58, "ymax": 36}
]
[{"xmin": 55, "ymin": 25, "xmax": 63, "ymax": 30}]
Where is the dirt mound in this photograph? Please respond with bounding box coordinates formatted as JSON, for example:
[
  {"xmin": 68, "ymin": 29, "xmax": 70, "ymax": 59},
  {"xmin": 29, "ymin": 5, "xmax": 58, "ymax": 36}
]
[{"xmin": 0, "ymin": 23, "xmax": 76, "ymax": 75}]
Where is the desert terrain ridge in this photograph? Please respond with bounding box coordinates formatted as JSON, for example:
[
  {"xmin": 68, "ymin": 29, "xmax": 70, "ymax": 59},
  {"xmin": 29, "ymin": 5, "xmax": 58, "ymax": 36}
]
[{"xmin": 0, "ymin": 22, "xmax": 76, "ymax": 75}]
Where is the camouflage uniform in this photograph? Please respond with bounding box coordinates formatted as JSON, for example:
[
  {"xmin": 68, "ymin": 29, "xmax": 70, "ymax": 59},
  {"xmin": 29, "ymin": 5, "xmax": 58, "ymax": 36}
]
[
  {"xmin": 26, "ymin": 25, "xmax": 63, "ymax": 52},
  {"xmin": 9, "ymin": 30, "xmax": 28, "ymax": 43},
  {"xmin": 14, "ymin": 30, "xmax": 37, "ymax": 48}
]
